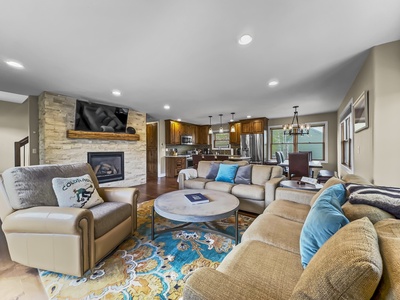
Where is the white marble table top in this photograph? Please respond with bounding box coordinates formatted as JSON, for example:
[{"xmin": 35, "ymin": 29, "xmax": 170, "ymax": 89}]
[{"xmin": 154, "ymin": 189, "xmax": 240, "ymax": 223}]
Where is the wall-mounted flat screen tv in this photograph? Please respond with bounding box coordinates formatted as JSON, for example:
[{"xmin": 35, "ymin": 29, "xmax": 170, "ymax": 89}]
[{"xmin": 75, "ymin": 100, "xmax": 129, "ymax": 133}]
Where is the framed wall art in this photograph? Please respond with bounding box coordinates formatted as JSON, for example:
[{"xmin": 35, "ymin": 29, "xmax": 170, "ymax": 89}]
[{"xmin": 353, "ymin": 91, "xmax": 369, "ymax": 133}]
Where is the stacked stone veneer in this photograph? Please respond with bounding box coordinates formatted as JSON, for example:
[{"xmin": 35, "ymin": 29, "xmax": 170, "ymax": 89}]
[{"xmin": 38, "ymin": 92, "xmax": 146, "ymax": 187}]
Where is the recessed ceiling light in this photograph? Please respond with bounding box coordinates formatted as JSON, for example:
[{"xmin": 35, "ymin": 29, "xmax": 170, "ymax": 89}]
[
  {"xmin": 247, "ymin": 115, "xmax": 252, "ymax": 118},
  {"xmin": 268, "ymin": 79, "xmax": 279, "ymax": 87},
  {"xmin": 112, "ymin": 89, "xmax": 121, "ymax": 96},
  {"xmin": 5, "ymin": 60, "xmax": 24, "ymax": 69},
  {"xmin": 238, "ymin": 34, "xmax": 253, "ymax": 45},
  {"xmin": 177, "ymin": 118, "xmax": 181, "ymax": 121},
  {"xmin": 164, "ymin": 105, "xmax": 170, "ymax": 110}
]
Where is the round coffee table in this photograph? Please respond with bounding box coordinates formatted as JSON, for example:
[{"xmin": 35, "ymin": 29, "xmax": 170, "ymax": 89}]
[
  {"xmin": 280, "ymin": 180, "xmax": 321, "ymax": 191},
  {"xmin": 152, "ymin": 189, "xmax": 240, "ymax": 244}
]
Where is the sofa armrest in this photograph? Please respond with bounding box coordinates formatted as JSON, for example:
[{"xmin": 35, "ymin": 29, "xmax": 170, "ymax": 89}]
[
  {"xmin": 2, "ymin": 206, "xmax": 94, "ymax": 235},
  {"xmin": 178, "ymin": 172, "xmax": 186, "ymax": 190},
  {"xmin": 97, "ymin": 187, "xmax": 139, "ymax": 232},
  {"xmin": 275, "ymin": 187, "xmax": 316, "ymax": 205},
  {"xmin": 264, "ymin": 176, "xmax": 285, "ymax": 206},
  {"xmin": 178, "ymin": 169, "xmax": 198, "ymax": 190},
  {"xmin": 183, "ymin": 267, "xmax": 268, "ymax": 300}
]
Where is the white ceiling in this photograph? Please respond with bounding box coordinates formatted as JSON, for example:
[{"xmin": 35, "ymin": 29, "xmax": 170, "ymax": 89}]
[{"xmin": 1, "ymin": 0, "xmax": 399, "ymax": 124}]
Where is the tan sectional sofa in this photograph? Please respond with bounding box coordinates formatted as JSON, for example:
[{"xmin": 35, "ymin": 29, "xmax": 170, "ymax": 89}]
[
  {"xmin": 178, "ymin": 160, "xmax": 284, "ymax": 214},
  {"xmin": 183, "ymin": 175, "xmax": 400, "ymax": 299}
]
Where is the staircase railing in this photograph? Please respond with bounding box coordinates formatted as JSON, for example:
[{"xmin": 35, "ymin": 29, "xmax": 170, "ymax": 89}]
[{"xmin": 15, "ymin": 136, "xmax": 29, "ymax": 167}]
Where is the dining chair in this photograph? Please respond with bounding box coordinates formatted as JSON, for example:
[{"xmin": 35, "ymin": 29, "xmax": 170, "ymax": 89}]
[
  {"xmin": 288, "ymin": 152, "xmax": 310, "ymax": 180},
  {"xmin": 276, "ymin": 151, "xmax": 288, "ymax": 177}
]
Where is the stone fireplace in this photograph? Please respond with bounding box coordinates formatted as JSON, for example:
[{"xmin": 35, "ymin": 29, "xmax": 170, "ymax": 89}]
[
  {"xmin": 38, "ymin": 92, "xmax": 146, "ymax": 187},
  {"xmin": 88, "ymin": 152, "xmax": 124, "ymax": 183}
]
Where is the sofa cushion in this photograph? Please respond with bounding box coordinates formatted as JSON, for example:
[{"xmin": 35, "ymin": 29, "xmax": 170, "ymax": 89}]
[
  {"xmin": 217, "ymin": 240, "xmax": 303, "ymax": 300},
  {"xmin": 291, "ymin": 217, "xmax": 383, "ymax": 300},
  {"xmin": 184, "ymin": 178, "xmax": 213, "ymax": 189},
  {"xmin": 52, "ymin": 174, "xmax": 104, "ymax": 209},
  {"xmin": 242, "ymin": 213, "xmax": 303, "ymax": 254},
  {"xmin": 215, "ymin": 164, "xmax": 239, "ymax": 183},
  {"xmin": 205, "ymin": 162, "xmax": 220, "ymax": 180},
  {"xmin": 309, "ymin": 176, "xmax": 344, "ymax": 207},
  {"xmin": 2, "ymin": 163, "xmax": 98, "ymax": 209},
  {"xmin": 347, "ymin": 183, "xmax": 400, "ymax": 218},
  {"xmin": 197, "ymin": 161, "xmax": 218, "ymax": 178},
  {"xmin": 90, "ymin": 201, "xmax": 132, "ymax": 238},
  {"xmin": 373, "ymin": 219, "xmax": 400, "ymax": 299},
  {"xmin": 234, "ymin": 165, "xmax": 252, "ymax": 184},
  {"xmin": 342, "ymin": 201, "xmax": 395, "ymax": 224},
  {"xmin": 231, "ymin": 184, "xmax": 264, "ymax": 201},
  {"xmin": 251, "ymin": 165, "xmax": 272, "ymax": 185},
  {"xmin": 265, "ymin": 199, "xmax": 310, "ymax": 223},
  {"xmin": 300, "ymin": 184, "xmax": 349, "ymax": 268},
  {"xmin": 205, "ymin": 181, "xmax": 235, "ymax": 193}
]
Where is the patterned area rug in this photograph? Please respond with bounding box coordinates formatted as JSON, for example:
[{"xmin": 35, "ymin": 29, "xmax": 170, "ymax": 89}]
[{"xmin": 39, "ymin": 200, "xmax": 254, "ymax": 299}]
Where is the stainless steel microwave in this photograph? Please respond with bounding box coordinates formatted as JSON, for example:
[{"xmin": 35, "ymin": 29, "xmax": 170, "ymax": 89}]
[{"xmin": 181, "ymin": 135, "xmax": 193, "ymax": 145}]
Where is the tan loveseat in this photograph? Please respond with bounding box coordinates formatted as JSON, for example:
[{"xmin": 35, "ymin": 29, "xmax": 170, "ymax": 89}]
[
  {"xmin": 0, "ymin": 163, "xmax": 139, "ymax": 277},
  {"xmin": 178, "ymin": 161, "xmax": 284, "ymax": 214},
  {"xmin": 183, "ymin": 175, "xmax": 400, "ymax": 299}
]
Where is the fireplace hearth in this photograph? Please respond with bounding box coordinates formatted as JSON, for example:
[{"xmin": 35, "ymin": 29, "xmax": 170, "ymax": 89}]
[{"xmin": 87, "ymin": 152, "xmax": 124, "ymax": 183}]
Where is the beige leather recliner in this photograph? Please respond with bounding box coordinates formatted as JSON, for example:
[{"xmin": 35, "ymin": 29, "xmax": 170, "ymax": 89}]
[{"xmin": 0, "ymin": 163, "xmax": 139, "ymax": 277}]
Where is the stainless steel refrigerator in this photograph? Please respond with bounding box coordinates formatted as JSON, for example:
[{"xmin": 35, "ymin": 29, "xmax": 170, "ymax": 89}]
[{"xmin": 240, "ymin": 131, "xmax": 267, "ymax": 164}]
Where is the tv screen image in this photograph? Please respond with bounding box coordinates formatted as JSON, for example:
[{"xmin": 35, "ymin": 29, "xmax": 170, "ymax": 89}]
[{"xmin": 75, "ymin": 100, "xmax": 129, "ymax": 133}]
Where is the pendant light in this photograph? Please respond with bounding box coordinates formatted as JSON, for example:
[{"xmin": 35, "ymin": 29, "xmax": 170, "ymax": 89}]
[
  {"xmin": 208, "ymin": 116, "xmax": 213, "ymax": 134},
  {"xmin": 219, "ymin": 114, "xmax": 224, "ymax": 133},
  {"xmin": 230, "ymin": 112, "xmax": 236, "ymax": 133}
]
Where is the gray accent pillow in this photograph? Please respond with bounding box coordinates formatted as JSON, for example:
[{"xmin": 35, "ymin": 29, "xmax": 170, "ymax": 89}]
[
  {"xmin": 235, "ymin": 165, "xmax": 252, "ymax": 184},
  {"xmin": 347, "ymin": 183, "xmax": 400, "ymax": 218},
  {"xmin": 52, "ymin": 174, "xmax": 104, "ymax": 209},
  {"xmin": 205, "ymin": 163, "xmax": 220, "ymax": 180}
]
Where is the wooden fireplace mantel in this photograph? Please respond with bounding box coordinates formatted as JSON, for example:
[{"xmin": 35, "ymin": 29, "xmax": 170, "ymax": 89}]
[{"xmin": 66, "ymin": 130, "xmax": 140, "ymax": 141}]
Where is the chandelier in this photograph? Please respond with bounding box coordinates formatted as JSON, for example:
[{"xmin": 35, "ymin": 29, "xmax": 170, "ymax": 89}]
[{"xmin": 283, "ymin": 106, "xmax": 310, "ymax": 135}]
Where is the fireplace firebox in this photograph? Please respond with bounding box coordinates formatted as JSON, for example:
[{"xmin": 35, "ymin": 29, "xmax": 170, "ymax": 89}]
[{"xmin": 87, "ymin": 152, "xmax": 124, "ymax": 183}]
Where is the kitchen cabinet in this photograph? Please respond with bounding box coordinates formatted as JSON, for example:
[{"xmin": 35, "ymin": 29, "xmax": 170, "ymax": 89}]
[
  {"xmin": 229, "ymin": 122, "xmax": 241, "ymax": 145},
  {"xmin": 240, "ymin": 118, "xmax": 268, "ymax": 134},
  {"xmin": 166, "ymin": 156, "xmax": 186, "ymax": 177},
  {"xmin": 196, "ymin": 125, "xmax": 210, "ymax": 145},
  {"xmin": 165, "ymin": 120, "xmax": 182, "ymax": 145}
]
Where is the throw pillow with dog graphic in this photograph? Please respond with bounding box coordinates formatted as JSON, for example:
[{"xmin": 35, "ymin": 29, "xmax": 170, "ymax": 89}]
[{"xmin": 52, "ymin": 174, "xmax": 104, "ymax": 209}]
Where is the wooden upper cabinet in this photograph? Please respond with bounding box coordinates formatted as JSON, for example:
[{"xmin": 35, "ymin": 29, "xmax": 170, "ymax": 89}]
[
  {"xmin": 229, "ymin": 122, "xmax": 241, "ymax": 144},
  {"xmin": 165, "ymin": 120, "xmax": 182, "ymax": 145},
  {"xmin": 240, "ymin": 118, "xmax": 268, "ymax": 134},
  {"xmin": 197, "ymin": 125, "xmax": 210, "ymax": 145}
]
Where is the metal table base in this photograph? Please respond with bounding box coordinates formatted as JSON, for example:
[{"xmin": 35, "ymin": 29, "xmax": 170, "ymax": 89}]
[{"xmin": 151, "ymin": 206, "xmax": 239, "ymax": 245}]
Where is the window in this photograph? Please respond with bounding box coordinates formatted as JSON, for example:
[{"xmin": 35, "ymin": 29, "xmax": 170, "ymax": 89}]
[
  {"xmin": 270, "ymin": 123, "xmax": 327, "ymax": 161},
  {"xmin": 213, "ymin": 132, "xmax": 230, "ymax": 149},
  {"xmin": 340, "ymin": 104, "xmax": 352, "ymax": 169}
]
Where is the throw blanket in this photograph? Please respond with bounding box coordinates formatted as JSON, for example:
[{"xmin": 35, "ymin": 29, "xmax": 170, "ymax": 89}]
[
  {"xmin": 346, "ymin": 183, "xmax": 400, "ymax": 218},
  {"xmin": 177, "ymin": 169, "xmax": 197, "ymax": 182}
]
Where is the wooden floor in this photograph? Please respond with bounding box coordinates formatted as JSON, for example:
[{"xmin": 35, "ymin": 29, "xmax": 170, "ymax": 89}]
[{"xmin": 0, "ymin": 176, "xmax": 179, "ymax": 300}]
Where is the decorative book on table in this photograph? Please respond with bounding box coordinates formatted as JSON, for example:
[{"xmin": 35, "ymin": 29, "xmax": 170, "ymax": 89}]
[{"xmin": 184, "ymin": 193, "xmax": 209, "ymax": 204}]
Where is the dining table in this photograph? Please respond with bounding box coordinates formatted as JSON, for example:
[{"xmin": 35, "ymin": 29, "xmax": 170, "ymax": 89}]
[{"xmin": 277, "ymin": 159, "xmax": 323, "ymax": 178}]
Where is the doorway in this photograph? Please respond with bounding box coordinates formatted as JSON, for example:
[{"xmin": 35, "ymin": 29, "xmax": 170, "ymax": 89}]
[{"xmin": 146, "ymin": 122, "xmax": 158, "ymax": 178}]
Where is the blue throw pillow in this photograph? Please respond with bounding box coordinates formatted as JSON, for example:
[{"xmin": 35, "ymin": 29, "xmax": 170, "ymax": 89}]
[
  {"xmin": 300, "ymin": 184, "xmax": 349, "ymax": 268},
  {"xmin": 215, "ymin": 164, "xmax": 239, "ymax": 183}
]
